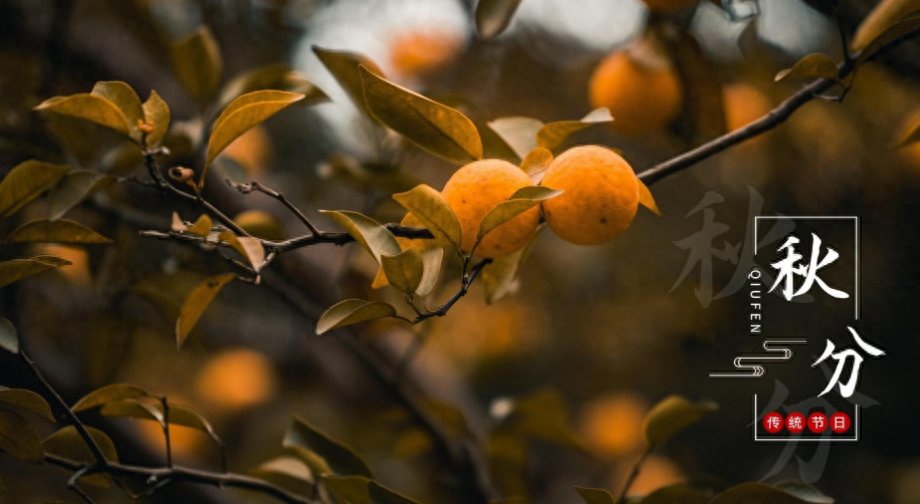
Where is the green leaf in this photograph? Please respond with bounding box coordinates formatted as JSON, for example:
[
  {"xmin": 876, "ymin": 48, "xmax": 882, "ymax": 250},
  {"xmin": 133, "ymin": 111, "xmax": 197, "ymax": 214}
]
[
  {"xmin": 34, "ymin": 94, "xmax": 129, "ymax": 136},
  {"xmin": 359, "ymin": 66, "xmax": 483, "ymax": 164},
  {"xmin": 775, "ymin": 54, "xmax": 838, "ymax": 82},
  {"xmin": 643, "ymin": 395, "xmax": 718, "ymax": 447},
  {"xmin": 0, "ymin": 256, "xmax": 72, "ymax": 289},
  {"xmin": 72, "ymin": 384, "xmax": 147, "ymax": 412},
  {"xmin": 43, "ymin": 426, "xmax": 118, "ymax": 486},
  {"xmin": 851, "ymin": 0, "xmax": 920, "ymax": 51},
  {"xmin": 217, "ymin": 231, "xmax": 266, "ymax": 272},
  {"xmin": 284, "ymin": 416, "xmax": 373, "ymax": 478},
  {"xmin": 574, "ymin": 487, "xmax": 616, "ymax": 504},
  {"xmin": 488, "ymin": 117, "xmax": 542, "ymax": 160},
  {"xmin": 774, "ymin": 482, "xmax": 834, "ymax": 503},
  {"xmin": 0, "ymin": 318, "xmax": 18, "ymax": 354},
  {"xmin": 323, "ymin": 475, "xmax": 372, "ymax": 504},
  {"xmin": 856, "ymin": 15, "xmax": 920, "ymax": 65},
  {"xmin": 316, "ymin": 299, "xmax": 398, "ymax": 335},
  {"xmin": 218, "ymin": 64, "xmax": 328, "ymax": 111},
  {"xmin": 416, "ymin": 248, "xmax": 443, "ymax": 297},
  {"xmin": 0, "ymin": 409, "xmax": 44, "ymax": 464},
  {"xmin": 642, "ymin": 484, "xmax": 710, "ymax": 504},
  {"xmin": 204, "ymin": 90, "xmax": 305, "ymax": 183},
  {"xmin": 176, "ymin": 273, "xmax": 236, "ymax": 350},
  {"xmin": 368, "ymin": 481, "xmax": 422, "ymax": 504},
  {"xmin": 92, "ymin": 81, "xmax": 144, "ymax": 142},
  {"xmin": 482, "ymin": 224, "xmax": 544, "ymax": 304},
  {"xmin": 6, "ymin": 219, "xmax": 112, "ymax": 244},
  {"xmin": 475, "ymin": 0, "xmax": 523, "ymax": 40},
  {"xmin": 0, "ymin": 160, "xmax": 70, "ymax": 218},
  {"xmin": 536, "ymin": 108, "xmax": 614, "ymax": 152},
  {"xmin": 637, "ymin": 177, "xmax": 661, "ymax": 217},
  {"xmin": 381, "ymin": 248, "xmax": 424, "ymax": 294},
  {"xmin": 319, "ymin": 210, "xmax": 401, "ymax": 264},
  {"xmin": 171, "ymin": 26, "xmax": 223, "ymax": 102},
  {"xmin": 312, "ymin": 46, "xmax": 385, "ymax": 120},
  {"xmin": 476, "ymin": 186, "xmax": 562, "ymax": 242},
  {"xmin": 519, "ymin": 147, "xmax": 553, "ymax": 177},
  {"xmin": 47, "ymin": 170, "xmax": 114, "ymax": 221},
  {"xmin": 142, "ymin": 90, "xmax": 170, "ymax": 146},
  {"xmin": 250, "ymin": 456, "xmax": 315, "ymax": 493},
  {"xmin": 392, "ymin": 184, "xmax": 462, "ymax": 250},
  {"xmin": 710, "ymin": 483, "xmax": 814, "ymax": 504},
  {"xmin": 0, "ymin": 387, "xmax": 55, "ymax": 422}
]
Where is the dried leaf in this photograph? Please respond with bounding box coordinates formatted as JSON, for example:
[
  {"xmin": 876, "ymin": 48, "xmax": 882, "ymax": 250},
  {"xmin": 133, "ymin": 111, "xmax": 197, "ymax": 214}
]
[
  {"xmin": 171, "ymin": 26, "xmax": 223, "ymax": 102},
  {"xmin": 475, "ymin": 0, "xmax": 523, "ymax": 40},
  {"xmin": 0, "ymin": 387, "xmax": 55, "ymax": 422},
  {"xmin": 851, "ymin": 0, "xmax": 920, "ymax": 51},
  {"xmin": 6, "ymin": 219, "xmax": 112, "ymax": 244},
  {"xmin": 0, "ymin": 409, "xmax": 44, "ymax": 464},
  {"xmin": 359, "ymin": 66, "xmax": 482, "ymax": 164},
  {"xmin": 0, "ymin": 256, "xmax": 72, "ymax": 289},
  {"xmin": 775, "ymin": 53, "xmax": 838, "ymax": 82},
  {"xmin": 217, "ymin": 231, "xmax": 266, "ymax": 272},
  {"xmin": 172, "ymin": 213, "xmax": 212, "ymax": 238},
  {"xmin": 47, "ymin": 170, "xmax": 114, "ymax": 221},
  {"xmin": 316, "ymin": 299, "xmax": 397, "ymax": 335},
  {"xmin": 415, "ymin": 248, "xmax": 443, "ymax": 297},
  {"xmin": 319, "ymin": 210, "xmax": 401, "ymax": 264},
  {"xmin": 284, "ymin": 416, "xmax": 373, "ymax": 477},
  {"xmin": 34, "ymin": 94, "xmax": 129, "ymax": 136},
  {"xmin": 92, "ymin": 81, "xmax": 144, "ymax": 142},
  {"xmin": 488, "ymin": 117, "xmax": 542, "ymax": 160},
  {"xmin": 392, "ymin": 185, "xmax": 462, "ymax": 250},
  {"xmin": 72, "ymin": 384, "xmax": 147, "ymax": 412},
  {"xmin": 0, "ymin": 160, "xmax": 71, "ymax": 218},
  {"xmin": 312, "ymin": 46, "xmax": 385, "ymax": 119},
  {"xmin": 536, "ymin": 108, "xmax": 614, "ymax": 152},
  {"xmin": 142, "ymin": 90, "xmax": 170, "ymax": 146},
  {"xmin": 637, "ymin": 178, "xmax": 661, "ymax": 217},
  {"xmin": 381, "ymin": 248, "xmax": 424, "ymax": 294},
  {"xmin": 476, "ymin": 186, "xmax": 562, "ymax": 242},
  {"xmin": 643, "ymin": 395, "xmax": 718, "ymax": 447},
  {"xmin": 204, "ymin": 90, "xmax": 305, "ymax": 183},
  {"xmin": 176, "ymin": 273, "xmax": 236, "ymax": 350}
]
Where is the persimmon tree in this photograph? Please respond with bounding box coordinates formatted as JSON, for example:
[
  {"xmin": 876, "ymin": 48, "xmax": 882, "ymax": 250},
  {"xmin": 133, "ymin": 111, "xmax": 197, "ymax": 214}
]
[{"xmin": 0, "ymin": 0, "xmax": 918, "ymax": 503}]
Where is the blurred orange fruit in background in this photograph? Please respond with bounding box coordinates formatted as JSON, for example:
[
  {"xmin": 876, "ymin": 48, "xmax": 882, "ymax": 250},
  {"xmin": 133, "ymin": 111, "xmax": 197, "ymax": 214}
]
[
  {"xmin": 221, "ymin": 125, "xmax": 273, "ymax": 176},
  {"xmin": 589, "ymin": 42, "xmax": 683, "ymax": 136},
  {"xmin": 612, "ymin": 455, "xmax": 685, "ymax": 497},
  {"xmin": 722, "ymin": 82, "xmax": 772, "ymax": 133},
  {"xmin": 578, "ymin": 392, "xmax": 649, "ymax": 457},
  {"xmin": 194, "ymin": 348, "xmax": 278, "ymax": 411},
  {"xmin": 389, "ymin": 31, "xmax": 463, "ymax": 79}
]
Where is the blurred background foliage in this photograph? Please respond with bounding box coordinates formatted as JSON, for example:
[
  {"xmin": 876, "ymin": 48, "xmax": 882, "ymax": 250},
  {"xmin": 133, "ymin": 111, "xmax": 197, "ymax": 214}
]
[{"xmin": 1, "ymin": 0, "xmax": 919, "ymax": 503}]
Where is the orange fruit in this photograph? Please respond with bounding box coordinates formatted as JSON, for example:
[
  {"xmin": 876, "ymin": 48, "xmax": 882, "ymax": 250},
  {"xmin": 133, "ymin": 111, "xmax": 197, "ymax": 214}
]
[
  {"xmin": 578, "ymin": 393, "xmax": 649, "ymax": 456},
  {"xmin": 442, "ymin": 159, "xmax": 540, "ymax": 258},
  {"xmin": 589, "ymin": 43, "xmax": 683, "ymax": 136},
  {"xmin": 389, "ymin": 31, "xmax": 463, "ymax": 79},
  {"xmin": 195, "ymin": 348, "xmax": 278, "ymax": 411},
  {"xmin": 540, "ymin": 145, "xmax": 639, "ymax": 245},
  {"xmin": 642, "ymin": 0, "xmax": 700, "ymax": 13},
  {"xmin": 722, "ymin": 82, "xmax": 772, "ymax": 132}
]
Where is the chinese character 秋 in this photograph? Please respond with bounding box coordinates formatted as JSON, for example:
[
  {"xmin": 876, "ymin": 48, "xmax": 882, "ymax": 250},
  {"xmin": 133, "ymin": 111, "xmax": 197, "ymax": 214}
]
[{"xmin": 769, "ymin": 233, "xmax": 849, "ymax": 301}]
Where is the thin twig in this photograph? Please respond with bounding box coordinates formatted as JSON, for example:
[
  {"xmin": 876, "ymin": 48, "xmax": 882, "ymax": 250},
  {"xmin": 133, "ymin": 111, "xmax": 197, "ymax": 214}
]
[
  {"xmin": 67, "ymin": 466, "xmax": 97, "ymax": 504},
  {"xmin": 617, "ymin": 446, "xmax": 653, "ymax": 503},
  {"xmin": 161, "ymin": 395, "xmax": 172, "ymax": 468},
  {"xmin": 227, "ymin": 180, "xmax": 324, "ymax": 236}
]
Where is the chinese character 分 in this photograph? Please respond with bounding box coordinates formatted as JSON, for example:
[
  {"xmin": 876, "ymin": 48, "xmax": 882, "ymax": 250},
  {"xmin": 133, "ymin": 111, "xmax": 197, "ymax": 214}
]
[
  {"xmin": 813, "ymin": 327, "xmax": 885, "ymax": 398},
  {"xmin": 769, "ymin": 233, "xmax": 849, "ymax": 301}
]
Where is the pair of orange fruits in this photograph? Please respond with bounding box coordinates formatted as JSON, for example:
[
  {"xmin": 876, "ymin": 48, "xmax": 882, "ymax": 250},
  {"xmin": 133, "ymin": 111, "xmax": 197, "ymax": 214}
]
[{"xmin": 403, "ymin": 145, "xmax": 639, "ymax": 259}]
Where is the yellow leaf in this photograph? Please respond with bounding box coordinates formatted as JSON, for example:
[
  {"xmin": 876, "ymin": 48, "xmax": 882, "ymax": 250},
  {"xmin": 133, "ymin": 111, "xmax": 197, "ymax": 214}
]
[
  {"xmin": 218, "ymin": 64, "xmax": 328, "ymax": 111},
  {"xmin": 176, "ymin": 273, "xmax": 236, "ymax": 350},
  {"xmin": 488, "ymin": 116, "xmax": 542, "ymax": 160},
  {"xmin": 392, "ymin": 184, "xmax": 462, "ymax": 250},
  {"xmin": 482, "ymin": 224, "xmax": 544, "ymax": 304},
  {"xmin": 0, "ymin": 160, "xmax": 70, "ymax": 218},
  {"xmin": 416, "ymin": 248, "xmax": 443, "ymax": 297},
  {"xmin": 171, "ymin": 26, "xmax": 223, "ymax": 102},
  {"xmin": 204, "ymin": 90, "xmax": 305, "ymax": 183},
  {"xmin": 47, "ymin": 170, "xmax": 114, "ymax": 221},
  {"xmin": 43, "ymin": 426, "xmax": 118, "ymax": 486},
  {"xmin": 313, "ymin": 46, "xmax": 385, "ymax": 119},
  {"xmin": 856, "ymin": 15, "xmax": 920, "ymax": 65},
  {"xmin": 173, "ymin": 213, "xmax": 213, "ymax": 238},
  {"xmin": 642, "ymin": 395, "xmax": 718, "ymax": 447},
  {"xmin": 774, "ymin": 53, "xmax": 838, "ymax": 82},
  {"xmin": 536, "ymin": 108, "xmax": 614, "ymax": 152},
  {"xmin": 316, "ymin": 299, "xmax": 398, "ymax": 335},
  {"xmin": 72, "ymin": 384, "xmax": 148, "ymax": 412},
  {"xmin": 475, "ymin": 0, "xmax": 523, "ymax": 40},
  {"xmin": 381, "ymin": 248, "xmax": 424, "ymax": 294},
  {"xmin": 91, "ymin": 81, "xmax": 144, "ymax": 142},
  {"xmin": 851, "ymin": 0, "xmax": 920, "ymax": 51},
  {"xmin": 6, "ymin": 219, "xmax": 112, "ymax": 244},
  {"xmin": 142, "ymin": 90, "xmax": 170, "ymax": 146},
  {"xmin": 359, "ymin": 66, "xmax": 483, "ymax": 164},
  {"xmin": 520, "ymin": 147, "xmax": 553, "ymax": 178},
  {"xmin": 476, "ymin": 186, "xmax": 562, "ymax": 242},
  {"xmin": 637, "ymin": 177, "xmax": 661, "ymax": 217},
  {"xmin": 34, "ymin": 94, "xmax": 129, "ymax": 136},
  {"xmin": 319, "ymin": 210, "xmax": 401, "ymax": 264},
  {"xmin": 0, "ymin": 410, "xmax": 44, "ymax": 465},
  {"xmin": 0, "ymin": 256, "xmax": 72, "ymax": 289},
  {"xmin": 217, "ymin": 231, "xmax": 266, "ymax": 272}
]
